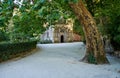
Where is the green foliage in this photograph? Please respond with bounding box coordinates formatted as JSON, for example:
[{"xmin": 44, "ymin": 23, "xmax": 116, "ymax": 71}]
[
  {"xmin": 55, "ymin": 0, "xmax": 79, "ymax": 3},
  {"xmin": 99, "ymin": 0, "xmax": 120, "ymax": 50},
  {"xmin": 39, "ymin": 0, "xmax": 46, "ymax": 3},
  {"xmin": 33, "ymin": 0, "xmax": 68, "ymax": 23},
  {"xmin": 109, "ymin": 15, "xmax": 120, "ymax": 50},
  {"xmin": 0, "ymin": 1, "xmax": 14, "ymax": 41},
  {"xmin": 73, "ymin": 19, "xmax": 85, "ymax": 41},
  {"xmin": 12, "ymin": 4, "xmax": 46, "ymax": 41},
  {"xmin": 0, "ymin": 40, "xmax": 37, "ymax": 62},
  {"xmin": 73, "ymin": 19, "xmax": 83, "ymax": 35},
  {"xmin": 0, "ymin": 31, "xmax": 9, "ymax": 42},
  {"xmin": 0, "ymin": 1, "xmax": 13, "ymax": 24},
  {"xmin": 88, "ymin": 53, "xmax": 97, "ymax": 64},
  {"xmin": 85, "ymin": 0, "xmax": 99, "ymax": 16},
  {"xmin": 40, "ymin": 40, "xmax": 53, "ymax": 44},
  {"xmin": 12, "ymin": 0, "xmax": 78, "ymax": 42}
]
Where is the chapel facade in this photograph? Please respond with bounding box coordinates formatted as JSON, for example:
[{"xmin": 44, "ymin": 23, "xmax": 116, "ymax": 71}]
[{"xmin": 40, "ymin": 19, "xmax": 74, "ymax": 43}]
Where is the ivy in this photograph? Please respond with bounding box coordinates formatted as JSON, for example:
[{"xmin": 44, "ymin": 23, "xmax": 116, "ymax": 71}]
[{"xmin": 88, "ymin": 53, "xmax": 97, "ymax": 64}]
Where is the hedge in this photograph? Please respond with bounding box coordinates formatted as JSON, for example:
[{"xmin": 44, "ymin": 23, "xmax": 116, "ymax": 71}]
[
  {"xmin": 0, "ymin": 41, "xmax": 37, "ymax": 62},
  {"xmin": 40, "ymin": 40, "xmax": 53, "ymax": 44}
]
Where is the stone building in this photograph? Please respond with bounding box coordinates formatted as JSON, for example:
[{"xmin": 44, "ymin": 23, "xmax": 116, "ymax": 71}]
[{"xmin": 40, "ymin": 19, "xmax": 74, "ymax": 43}]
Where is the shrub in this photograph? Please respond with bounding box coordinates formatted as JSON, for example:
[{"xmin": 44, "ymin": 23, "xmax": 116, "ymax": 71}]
[
  {"xmin": 40, "ymin": 40, "xmax": 53, "ymax": 44},
  {"xmin": 0, "ymin": 31, "xmax": 9, "ymax": 42},
  {"xmin": 108, "ymin": 15, "xmax": 120, "ymax": 50},
  {"xmin": 0, "ymin": 40, "xmax": 37, "ymax": 62}
]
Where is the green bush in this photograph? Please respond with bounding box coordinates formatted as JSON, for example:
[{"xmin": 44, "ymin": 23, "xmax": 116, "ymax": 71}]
[
  {"xmin": 0, "ymin": 31, "xmax": 9, "ymax": 42},
  {"xmin": 0, "ymin": 40, "xmax": 37, "ymax": 62},
  {"xmin": 107, "ymin": 15, "xmax": 120, "ymax": 50},
  {"xmin": 40, "ymin": 40, "xmax": 53, "ymax": 44}
]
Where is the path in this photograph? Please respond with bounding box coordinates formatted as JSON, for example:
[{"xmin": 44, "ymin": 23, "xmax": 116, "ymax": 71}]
[{"xmin": 0, "ymin": 42, "xmax": 120, "ymax": 78}]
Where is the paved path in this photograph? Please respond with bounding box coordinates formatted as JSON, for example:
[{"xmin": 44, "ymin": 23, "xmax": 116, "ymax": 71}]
[{"xmin": 0, "ymin": 42, "xmax": 120, "ymax": 78}]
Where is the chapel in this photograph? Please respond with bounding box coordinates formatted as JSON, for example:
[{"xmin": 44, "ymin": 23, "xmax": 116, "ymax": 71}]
[{"xmin": 40, "ymin": 19, "xmax": 74, "ymax": 43}]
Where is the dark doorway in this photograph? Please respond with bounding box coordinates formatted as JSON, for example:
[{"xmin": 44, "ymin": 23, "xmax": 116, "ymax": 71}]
[{"xmin": 61, "ymin": 35, "xmax": 64, "ymax": 43}]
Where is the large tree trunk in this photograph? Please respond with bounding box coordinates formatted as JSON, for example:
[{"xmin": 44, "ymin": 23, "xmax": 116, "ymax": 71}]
[{"xmin": 69, "ymin": 0, "xmax": 109, "ymax": 64}]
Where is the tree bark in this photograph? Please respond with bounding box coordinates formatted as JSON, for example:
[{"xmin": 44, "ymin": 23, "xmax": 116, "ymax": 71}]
[{"xmin": 69, "ymin": 0, "xmax": 109, "ymax": 64}]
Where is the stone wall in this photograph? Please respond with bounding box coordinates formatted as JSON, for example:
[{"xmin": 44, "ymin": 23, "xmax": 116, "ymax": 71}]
[{"xmin": 54, "ymin": 24, "xmax": 73, "ymax": 43}]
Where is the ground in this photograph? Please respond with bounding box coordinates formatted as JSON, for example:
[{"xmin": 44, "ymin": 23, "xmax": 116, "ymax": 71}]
[{"xmin": 0, "ymin": 42, "xmax": 120, "ymax": 78}]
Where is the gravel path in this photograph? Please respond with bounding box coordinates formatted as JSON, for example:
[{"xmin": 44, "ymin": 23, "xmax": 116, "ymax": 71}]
[{"xmin": 0, "ymin": 42, "xmax": 120, "ymax": 78}]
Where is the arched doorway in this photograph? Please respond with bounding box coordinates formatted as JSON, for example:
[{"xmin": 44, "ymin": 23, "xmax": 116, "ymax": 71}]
[{"xmin": 61, "ymin": 35, "xmax": 64, "ymax": 43}]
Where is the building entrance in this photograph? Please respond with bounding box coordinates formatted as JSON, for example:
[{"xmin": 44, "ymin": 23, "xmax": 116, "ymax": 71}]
[{"xmin": 61, "ymin": 35, "xmax": 64, "ymax": 43}]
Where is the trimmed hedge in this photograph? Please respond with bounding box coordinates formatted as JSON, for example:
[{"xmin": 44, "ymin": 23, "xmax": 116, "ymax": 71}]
[{"xmin": 0, "ymin": 41, "xmax": 37, "ymax": 62}]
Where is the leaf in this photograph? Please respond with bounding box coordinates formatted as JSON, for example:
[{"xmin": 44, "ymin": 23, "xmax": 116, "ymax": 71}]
[
  {"xmin": 114, "ymin": 35, "xmax": 120, "ymax": 43},
  {"xmin": 38, "ymin": 6, "xmax": 46, "ymax": 16},
  {"xmin": 0, "ymin": 7, "xmax": 2, "ymax": 11},
  {"xmin": 39, "ymin": 0, "xmax": 46, "ymax": 3},
  {"xmin": 118, "ymin": 26, "xmax": 120, "ymax": 32},
  {"xmin": 72, "ymin": 0, "xmax": 79, "ymax": 3}
]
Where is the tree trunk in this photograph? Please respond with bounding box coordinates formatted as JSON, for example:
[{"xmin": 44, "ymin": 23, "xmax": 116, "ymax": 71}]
[{"xmin": 69, "ymin": 0, "xmax": 109, "ymax": 64}]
